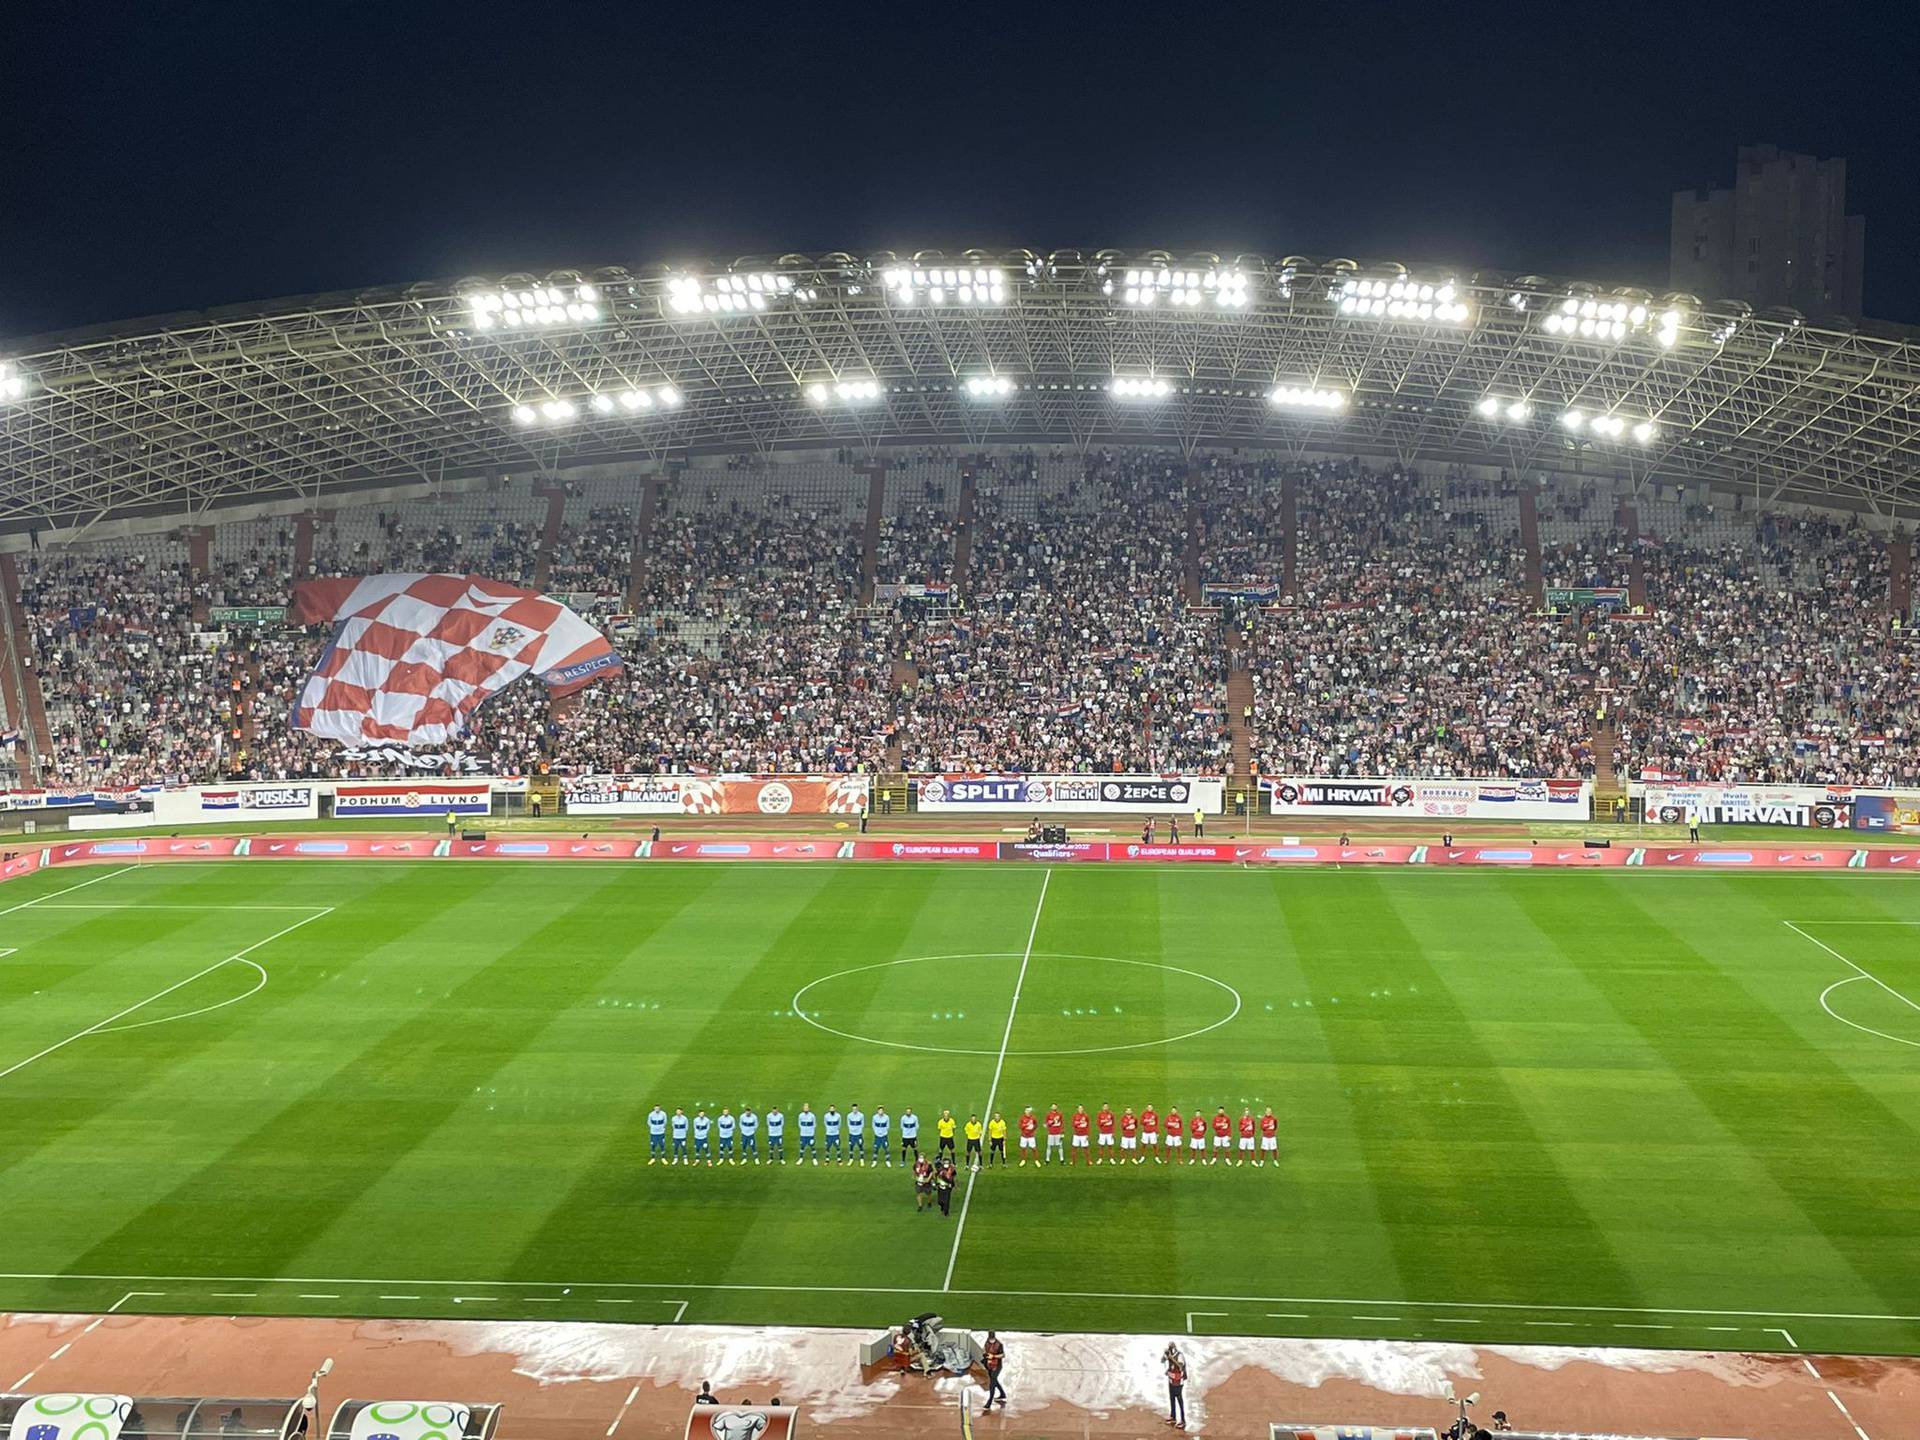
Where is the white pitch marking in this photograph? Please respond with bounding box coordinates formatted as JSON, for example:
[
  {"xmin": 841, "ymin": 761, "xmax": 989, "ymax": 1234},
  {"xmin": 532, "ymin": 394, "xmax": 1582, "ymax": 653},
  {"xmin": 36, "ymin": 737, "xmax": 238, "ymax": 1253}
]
[
  {"xmin": 8, "ymin": 1270, "xmax": 1920, "ymax": 1328},
  {"xmin": 0, "ymin": 906, "xmax": 331, "ymax": 1082},
  {"xmin": 1353, "ymin": 1314, "xmax": 1406, "ymax": 1322},
  {"xmin": 666, "ymin": 1299, "xmax": 688, "ymax": 1323},
  {"xmin": 210, "ymin": 1292, "xmax": 257, "ymax": 1299},
  {"xmin": 48, "ymin": 1343, "xmax": 70, "ymax": 1360},
  {"xmin": 1787, "ymin": 920, "xmax": 1920, "ymax": 1015},
  {"xmin": 27, "ymin": 903, "xmax": 328, "ymax": 911},
  {"xmin": 97, "ymin": 957, "xmax": 269, "ymax": 1034},
  {"xmin": 944, "ymin": 868, "xmax": 1050, "ymax": 1292},
  {"xmin": 605, "ymin": 1384, "xmax": 642, "ymax": 1437},
  {"xmin": 1827, "ymin": 1388, "xmax": 1871, "ymax": 1440},
  {"xmin": 1185, "ymin": 1311, "xmax": 1230, "ymax": 1334},
  {"xmin": 379, "ymin": 1295, "xmax": 421, "ymax": 1301},
  {"xmin": 1818, "ymin": 977, "xmax": 1920, "ymax": 1049},
  {"xmin": 792, "ymin": 948, "xmax": 1240, "ymax": 1059},
  {"xmin": 1615, "ymin": 1323, "xmax": 1673, "ymax": 1330},
  {"xmin": 1266, "ymin": 1312, "xmax": 1311, "ymax": 1320},
  {"xmin": 299, "ymin": 1293, "xmax": 341, "ymax": 1300},
  {"xmin": 595, "ymin": 1299, "xmax": 633, "ymax": 1306},
  {"xmin": 0, "ymin": 866, "xmax": 136, "ymax": 918}
]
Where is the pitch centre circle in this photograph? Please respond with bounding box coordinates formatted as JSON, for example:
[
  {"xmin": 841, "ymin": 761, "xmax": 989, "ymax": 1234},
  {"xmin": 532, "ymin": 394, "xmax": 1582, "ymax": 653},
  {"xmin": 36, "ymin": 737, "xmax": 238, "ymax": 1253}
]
[{"xmin": 790, "ymin": 950, "xmax": 1241, "ymax": 1057}]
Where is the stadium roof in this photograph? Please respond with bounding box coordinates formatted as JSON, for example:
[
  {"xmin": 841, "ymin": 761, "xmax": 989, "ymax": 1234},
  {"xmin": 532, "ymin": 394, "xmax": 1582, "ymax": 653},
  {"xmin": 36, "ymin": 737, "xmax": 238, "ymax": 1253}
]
[{"xmin": 3, "ymin": 249, "xmax": 1919, "ymax": 533}]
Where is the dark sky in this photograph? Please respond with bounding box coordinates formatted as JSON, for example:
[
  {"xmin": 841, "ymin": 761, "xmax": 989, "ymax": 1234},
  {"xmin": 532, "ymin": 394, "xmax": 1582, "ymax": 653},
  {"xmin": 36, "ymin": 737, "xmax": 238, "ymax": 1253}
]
[{"xmin": 4, "ymin": 0, "xmax": 1917, "ymax": 338}]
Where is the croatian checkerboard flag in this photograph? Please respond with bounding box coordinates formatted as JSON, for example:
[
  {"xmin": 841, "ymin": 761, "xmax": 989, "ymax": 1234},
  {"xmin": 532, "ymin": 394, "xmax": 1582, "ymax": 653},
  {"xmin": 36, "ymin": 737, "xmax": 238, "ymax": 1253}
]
[{"xmin": 291, "ymin": 574, "xmax": 623, "ymax": 748}]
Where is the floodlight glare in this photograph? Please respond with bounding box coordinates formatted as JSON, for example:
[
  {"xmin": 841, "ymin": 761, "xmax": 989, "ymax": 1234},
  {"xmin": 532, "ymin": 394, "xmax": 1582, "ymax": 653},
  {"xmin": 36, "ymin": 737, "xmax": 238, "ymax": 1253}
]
[
  {"xmin": 1540, "ymin": 294, "xmax": 1665, "ymax": 344},
  {"xmin": 1110, "ymin": 376, "xmax": 1174, "ymax": 399},
  {"xmin": 1269, "ymin": 385, "xmax": 1345, "ymax": 410},
  {"xmin": 0, "ymin": 361, "xmax": 27, "ymax": 403},
  {"xmin": 883, "ymin": 265, "xmax": 1007, "ymax": 306},
  {"xmin": 511, "ymin": 404, "xmax": 537, "ymax": 426},
  {"xmin": 1561, "ymin": 409, "xmax": 1585, "ymax": 431},
  {"xmin": 668, "ymin": 271, "xmax": 797, "ymax": 317},
  {"xmin": 469, "ymin": 282, "xmax": 602, "ymax": 331},
  {"xmin": 1476, "ymin": 396, "xmax": 1501, "ymax": 418},
  {"xmin": 1334, "ymin": 277, "xmax": 1469, "ymax": 324},
  {"xmin": 965, "ymin": 375, "xmax": 1016, "ymax": 398},
  {"xmin": 1633, "ymin": 420, "xmax": 1658, "ymax": 443},
  {"xmin": 1116, "ymin": 265, "xmax": 1250, "ymax": 309}
]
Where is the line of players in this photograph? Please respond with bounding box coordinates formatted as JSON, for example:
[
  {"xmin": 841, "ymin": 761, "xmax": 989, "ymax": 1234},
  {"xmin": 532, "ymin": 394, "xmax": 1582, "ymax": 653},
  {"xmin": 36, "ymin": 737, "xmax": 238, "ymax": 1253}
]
[{"xmin": 645, "ymin": 1102, "xmax": 1283, "ymax": 1167}]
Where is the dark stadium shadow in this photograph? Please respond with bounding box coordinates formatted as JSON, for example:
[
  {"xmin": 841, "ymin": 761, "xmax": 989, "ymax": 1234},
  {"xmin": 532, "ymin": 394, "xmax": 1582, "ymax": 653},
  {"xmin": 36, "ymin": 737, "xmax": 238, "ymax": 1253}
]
[{"xmin": 48, "ymin": 864, "xmax": 729, "ymax": 1284}]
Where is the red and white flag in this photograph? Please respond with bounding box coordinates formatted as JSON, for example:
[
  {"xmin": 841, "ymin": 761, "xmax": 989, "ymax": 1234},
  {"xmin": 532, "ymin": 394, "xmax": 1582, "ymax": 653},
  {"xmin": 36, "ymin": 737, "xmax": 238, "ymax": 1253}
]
[{"xmin": 291, "ymin": 574, "xmax": 623, "ymax": 748}]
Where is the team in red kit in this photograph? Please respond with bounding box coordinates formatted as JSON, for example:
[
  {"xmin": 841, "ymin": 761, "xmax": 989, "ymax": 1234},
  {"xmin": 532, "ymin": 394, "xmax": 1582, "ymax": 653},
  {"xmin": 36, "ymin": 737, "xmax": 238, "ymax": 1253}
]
[{"xmin": 1012, "ymin": 1103, "xmax": 1280, "ymax": 1167}]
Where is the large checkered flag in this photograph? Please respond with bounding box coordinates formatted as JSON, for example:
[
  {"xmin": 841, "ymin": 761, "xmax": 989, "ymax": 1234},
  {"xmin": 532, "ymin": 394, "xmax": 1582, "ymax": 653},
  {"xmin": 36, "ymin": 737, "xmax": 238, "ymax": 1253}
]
[{"xmin": 291, "ymin": 574, "xmax": 623, "ymax": 748}]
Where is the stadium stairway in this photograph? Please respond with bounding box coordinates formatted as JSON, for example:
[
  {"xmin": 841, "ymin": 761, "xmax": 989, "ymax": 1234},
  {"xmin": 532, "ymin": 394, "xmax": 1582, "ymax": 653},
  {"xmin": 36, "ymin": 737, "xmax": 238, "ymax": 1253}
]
[
  {"xmin": 1226, "ymin": 645, "xmax": 1254, "ymax": 780},
  {"xmin": 858, "ymin": 461, "xmax": 886, "ymax": 603},
  {"xmin": 292, "ymin": 514, "xmax": 316, "ymax": 575},
  {"xmin": 530, "ymin": 485, "xmax": 569, "ymax": 591},
  {"xmin": 0, "ymin": 553, "xmax": 50, "ymax": 782},
  {"xmin": 1280, "ymin": 468, "xmax": 1299, "ymax": 597},
  {"xmin": 625, "ymin": 474, "xmax": 663, "ymax": 609},
  {"xmin": 1890, "ymin": 533, "xmax": 1913, "ymax": 616},
  {"xmin": 949, "ymin": 464, "xmax": 976, "ymax": 591},
  {"xmin": 1519, "ymin": 485, "xmax": 1545, "ymax": 606},
  {"xmin": 189, "ymin": 526, "xmax": 212, "ymax": 623}
]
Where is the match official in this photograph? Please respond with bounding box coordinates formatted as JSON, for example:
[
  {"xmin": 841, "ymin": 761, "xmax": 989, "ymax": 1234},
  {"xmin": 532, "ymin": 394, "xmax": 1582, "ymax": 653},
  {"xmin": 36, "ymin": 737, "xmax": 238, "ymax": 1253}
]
[
  {"xmin": 986, "ymin": 1112, "xmax": 1007, "ymax": 1167},
  {"xmin": 964, "ymin": 1113, "xmax": 984, "ymax": 1169},
  {"xmin": 937, "ymin": 1108, "xmax": 957, "ymax": 1158}
]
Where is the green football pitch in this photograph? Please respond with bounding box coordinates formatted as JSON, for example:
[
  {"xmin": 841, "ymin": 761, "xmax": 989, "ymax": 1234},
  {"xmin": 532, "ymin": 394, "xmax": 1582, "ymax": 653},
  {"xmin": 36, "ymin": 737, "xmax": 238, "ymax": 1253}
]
[{"xmin": 2, "ymin": 859, "xmax": 1918, "ymax": 1355}]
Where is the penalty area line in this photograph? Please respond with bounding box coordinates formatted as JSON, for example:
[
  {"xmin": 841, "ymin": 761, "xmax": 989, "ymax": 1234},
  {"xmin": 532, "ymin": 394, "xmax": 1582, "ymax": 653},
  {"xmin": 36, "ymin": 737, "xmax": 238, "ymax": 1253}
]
[{"xmin": 0, "ymin": 906, "xmax": 333, "ymax": 1084}]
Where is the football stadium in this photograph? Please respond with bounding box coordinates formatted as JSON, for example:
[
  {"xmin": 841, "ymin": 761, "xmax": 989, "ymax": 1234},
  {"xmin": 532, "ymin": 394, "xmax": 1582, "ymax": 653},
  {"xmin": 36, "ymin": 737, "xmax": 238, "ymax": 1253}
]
[{"xmin": 1, "ymin": 242, "xmax": 1918, "ymax": 1440}]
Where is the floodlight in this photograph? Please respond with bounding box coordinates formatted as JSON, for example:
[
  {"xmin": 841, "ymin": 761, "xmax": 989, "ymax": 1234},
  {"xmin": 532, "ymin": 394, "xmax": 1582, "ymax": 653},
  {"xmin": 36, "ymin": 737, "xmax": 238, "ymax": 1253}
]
[
  {"xmin": 1269, "ymin": 386, "xmax": 1345, "ymax": 410},
  {"xmin": 1633, "ymin": 420, "xmax": 1657, "ymax": 443},
  {"xmin": 619, "ymin": 389, "xmax": 651, "ymax": 411},
  {"xmin": 1116, "ymin": 265, "xmax": 1250, "ymax": 309},
  {"xmin": 511, "ymin": 404, "xmax": 537, "ymax": 426},
  {"xmin": 886, "ymin": 264, "xmax": 1006, "ymax": 306},
  {"xmin": 1110, "ymin": 377, "xmax": 1173, "ymax": 399},
  {"xmin": 657, "ymin": 384, "xmax": 683, "ymax": 407},
  {"xmin": 469, "ymin": 282, "xmax": 600, "ymax": 330},
  {"xmin": 1561, "ymin": 409, "xmax": 1585, "ymax": 431},
  {"xmin": 590, "ymin": 394, "xmax": 615, "ymax": 415},
  {"xmin": 1476, "ymin": 396, "xmax": 1501, "ymax": 418},
  {"xmin": 966, "ymin": 375, "xmax": 1016, "ymax": 398},
  {"xmin": 1334, "ymin": 277, "xmax": 1469, "ymax": 324},
  {"xmin": 1506, "ymin": 400, "xmax": 1533, "ymax": 421},
  {"xmin": 0, "ymin": 362, "xmax": 27, "ymax": 402}
]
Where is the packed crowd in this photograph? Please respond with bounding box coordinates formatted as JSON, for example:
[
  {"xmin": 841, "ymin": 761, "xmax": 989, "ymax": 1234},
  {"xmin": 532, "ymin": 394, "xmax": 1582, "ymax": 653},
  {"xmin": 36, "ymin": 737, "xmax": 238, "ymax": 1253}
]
[{"xmin": 3, "ymin": 453, "xmax": 1913, "ymax": 789}]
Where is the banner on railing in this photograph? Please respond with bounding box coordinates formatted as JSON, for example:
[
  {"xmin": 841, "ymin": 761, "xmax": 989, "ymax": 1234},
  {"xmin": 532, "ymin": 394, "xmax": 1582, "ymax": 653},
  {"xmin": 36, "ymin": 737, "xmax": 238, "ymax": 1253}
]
[
  {"xmin": 1264, "ymin": 777, "xmax": 1590, "ymax": 820},
  {"xmin": 1639, "ymin": 782, "xmax": 1856, "ymax": 828},
  {"xmin": 1544, "ymin": 585, "xmax": 1630, "ymax": 611},
  {"xmin": 917, "ymin": 775, "xmax": 1224, "ymax": 813},
  {"xmin": 563, "ymin": 774, "xmax": 870, "ymax": 816},
  {"xmin": 334, "ymin": 781, "xmax": 493, "ymax": 816},
  {"xmin": 208, "ymin": 605, "xmax": 289, "ymax": 626}
]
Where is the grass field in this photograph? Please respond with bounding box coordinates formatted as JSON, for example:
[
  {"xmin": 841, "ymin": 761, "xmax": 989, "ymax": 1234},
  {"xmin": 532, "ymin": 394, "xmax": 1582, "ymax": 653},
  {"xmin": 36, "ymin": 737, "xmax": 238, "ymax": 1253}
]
[{"xmin": 2, "ymin": 859, "xmax": 1918, "ymax": 1355}]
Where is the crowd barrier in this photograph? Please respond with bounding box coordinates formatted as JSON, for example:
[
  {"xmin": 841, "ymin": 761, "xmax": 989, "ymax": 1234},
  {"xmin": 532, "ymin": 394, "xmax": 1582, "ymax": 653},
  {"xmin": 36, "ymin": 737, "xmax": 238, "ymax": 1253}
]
[{"xmin": 6, "ymin": 835, "xmax": 1917, "ymax": 877}]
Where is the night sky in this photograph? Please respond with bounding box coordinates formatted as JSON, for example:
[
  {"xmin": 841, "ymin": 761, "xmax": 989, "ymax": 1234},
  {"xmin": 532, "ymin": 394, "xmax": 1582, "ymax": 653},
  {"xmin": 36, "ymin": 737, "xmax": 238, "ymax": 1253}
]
[{"xmin": 5, "ymin": 0, "xmax": 1916, "ymax": 339}]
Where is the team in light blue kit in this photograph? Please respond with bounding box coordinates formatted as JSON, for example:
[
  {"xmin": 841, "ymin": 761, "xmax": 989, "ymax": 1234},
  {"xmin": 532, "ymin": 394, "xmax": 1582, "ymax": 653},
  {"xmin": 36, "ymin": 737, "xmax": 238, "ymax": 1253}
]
[{"xmin": 650, "ymin": 1101, "xmax": 914, "ymax": 1165}]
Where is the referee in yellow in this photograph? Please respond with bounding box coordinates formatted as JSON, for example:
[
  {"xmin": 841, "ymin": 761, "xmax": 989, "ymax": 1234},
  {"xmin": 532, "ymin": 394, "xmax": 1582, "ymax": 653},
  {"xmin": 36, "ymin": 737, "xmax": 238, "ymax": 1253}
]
[
  {"xmin": 964, "ymin": 1113, "xmax": 984, "ymax": 1170},
  {"xmin": 936, "ymin": 1109, "xmax": 958, "ymax": 1158},
  {"xmin": 986, "ymin": 1111, "xmax": 1008, "ymax": 1167}
]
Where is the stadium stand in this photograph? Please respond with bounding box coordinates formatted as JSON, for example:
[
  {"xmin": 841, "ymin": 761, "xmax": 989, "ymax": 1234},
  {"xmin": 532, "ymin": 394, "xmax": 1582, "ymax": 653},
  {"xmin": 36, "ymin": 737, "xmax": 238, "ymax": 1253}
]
[{"xmin": 0, "ymin": 450, "xmax": 1912, "ymax": 788}]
